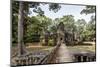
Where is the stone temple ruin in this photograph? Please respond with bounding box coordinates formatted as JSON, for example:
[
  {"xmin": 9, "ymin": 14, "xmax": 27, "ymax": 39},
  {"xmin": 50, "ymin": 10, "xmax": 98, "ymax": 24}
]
[{"xmin": 57, "ymin": 22, "xmax": 74, "ymax": 45}]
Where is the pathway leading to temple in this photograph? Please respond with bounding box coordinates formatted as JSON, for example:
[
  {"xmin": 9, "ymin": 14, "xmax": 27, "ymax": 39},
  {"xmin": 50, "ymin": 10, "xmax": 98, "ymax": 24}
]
[{"xmin": 51, "ymin": 43, "xmax": 74, "ymax": 63}]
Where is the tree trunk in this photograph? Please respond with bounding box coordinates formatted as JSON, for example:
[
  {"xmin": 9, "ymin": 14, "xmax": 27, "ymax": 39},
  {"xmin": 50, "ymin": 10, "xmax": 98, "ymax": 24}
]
[
  {"xmin": 72, "ymin": 28, "xmax": 75, "ymax": 45},
  {"xmin": 45, "ymin": 33, "xmax": 48, "ymax": 46},
  {"xmin": 54, "ymin": 35, "xmax": 57, "ymax": 46},
  {"xmin": 18, "ymin": 1, "xmax": 25, "ymax": 56}
]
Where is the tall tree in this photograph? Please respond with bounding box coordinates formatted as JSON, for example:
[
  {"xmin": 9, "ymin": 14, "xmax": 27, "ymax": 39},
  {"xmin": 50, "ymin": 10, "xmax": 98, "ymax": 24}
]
[
  {"xmin": 76, "ymin": 19, "xmax": 87, "ymax": 41},
  {"xmin": 80, "ymin": 5, "xmax": 96, "ymax": 41},
  {"xmin": 18, "ymin": 1, "xmax": 25, "ymax": 56}
]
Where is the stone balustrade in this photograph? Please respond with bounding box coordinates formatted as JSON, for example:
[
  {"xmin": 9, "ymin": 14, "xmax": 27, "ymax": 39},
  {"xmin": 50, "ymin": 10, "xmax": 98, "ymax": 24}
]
[
  {"xmin": 74, "ymin": 53, "xmax": 96, "ymax": 62},
  {"xmin": 11, "ymin": 45, "xmax": 59, "ymax": 66}
]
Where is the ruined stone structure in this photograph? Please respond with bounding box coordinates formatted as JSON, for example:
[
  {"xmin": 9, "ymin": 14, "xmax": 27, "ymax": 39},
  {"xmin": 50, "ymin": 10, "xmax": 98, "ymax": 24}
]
[
  {"xmin": 57, "ymin": 22, "xmax": 73, "ymax": 45},
  {"xmin": 57, "ymin": 22, "xmax": 65, "ymax": 44}
]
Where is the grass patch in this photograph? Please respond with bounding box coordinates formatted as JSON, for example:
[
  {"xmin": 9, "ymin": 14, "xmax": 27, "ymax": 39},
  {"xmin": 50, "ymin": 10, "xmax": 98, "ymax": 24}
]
[
  {"xmin": 67, "ymin": 44, "xmax": 95, "ymax": 52},
  {"xmin": 26, "ymin": 46, "xmax": 54, "ymax": 52}
]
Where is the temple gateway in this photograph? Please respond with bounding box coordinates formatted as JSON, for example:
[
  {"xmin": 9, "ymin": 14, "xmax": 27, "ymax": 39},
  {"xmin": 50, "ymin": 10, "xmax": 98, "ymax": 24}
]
[{"xmin": 57, "ymin": 22, "xmax": 74, "ymax": 45}]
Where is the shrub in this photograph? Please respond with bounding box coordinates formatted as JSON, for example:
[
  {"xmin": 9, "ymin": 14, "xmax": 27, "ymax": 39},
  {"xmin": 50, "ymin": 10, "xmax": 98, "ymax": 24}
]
[{"xmin": 48, "ymin": 39, "xmax": 54, "ymax": 46}]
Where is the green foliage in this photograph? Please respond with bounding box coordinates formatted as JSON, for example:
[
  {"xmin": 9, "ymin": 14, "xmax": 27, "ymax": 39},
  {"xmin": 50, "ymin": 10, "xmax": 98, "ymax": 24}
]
[
  {"xmin": 80, "ymin": 5, "xmax": 96, "ymax": 41},
  {"xmin": 12, "ymin": 1, "xmax": 19, "ymax": 14},
  {"xmin": 49, "ymin": 3, "xmax": 61, "ymax": 13},
  {"xmin": 12, "ymin": 15, "xmax": 18, "ymax": 43},
  {"xmin": 41, "ymin": 40, "xmax": 46, "ymax": 46},
  {"xmin": 33, "ymin": 7, "xmax": 44, "ymax": 16},
  {"xmin": 48, "ymin": 39, "xmax": 54, "ymax": 46},
  {"xmin": 26, "ymin": 34, "xmax": 40, "ymax": 42},
  {"xmin": 58, "ymin": 15, "xmax": 77, "ymax": 35},
  {"xmin": 24, "ymin": 15, "xmax": 52, "ymax": 42},
  {"xmin": 80, "ymin": 6, "xmax": 96, "ymax": 15},
  {"xmin": 75, "ymin": 17, "xmax": 96, "ymax": 41}
]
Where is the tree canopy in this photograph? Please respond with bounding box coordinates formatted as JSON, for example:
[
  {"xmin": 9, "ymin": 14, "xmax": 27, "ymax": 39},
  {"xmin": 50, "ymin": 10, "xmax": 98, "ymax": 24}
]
[{"xmin": 12, "ymin": 1, "xmax": 96, "ymax": 44}]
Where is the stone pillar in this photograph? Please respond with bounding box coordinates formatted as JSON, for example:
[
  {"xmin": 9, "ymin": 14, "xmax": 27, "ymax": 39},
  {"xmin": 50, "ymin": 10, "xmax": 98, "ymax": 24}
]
[{"xmin": 81, "ymin": 56, "xmax": 83, "ymax": 62}]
